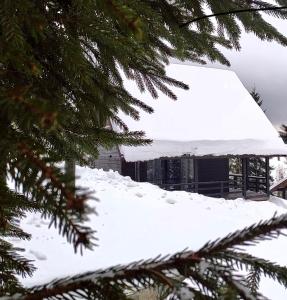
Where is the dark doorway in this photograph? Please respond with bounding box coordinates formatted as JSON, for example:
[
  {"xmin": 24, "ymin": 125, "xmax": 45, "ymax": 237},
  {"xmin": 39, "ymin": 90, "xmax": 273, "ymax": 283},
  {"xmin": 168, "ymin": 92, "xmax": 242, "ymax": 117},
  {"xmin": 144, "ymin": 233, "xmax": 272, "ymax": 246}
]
[
  {"xmin": 121, "ymin": 161, "xmax": 147, "ymax": 182},
  {"xmin": 197, "ymin": 158, "xmax": 229, "ymax": 196}
]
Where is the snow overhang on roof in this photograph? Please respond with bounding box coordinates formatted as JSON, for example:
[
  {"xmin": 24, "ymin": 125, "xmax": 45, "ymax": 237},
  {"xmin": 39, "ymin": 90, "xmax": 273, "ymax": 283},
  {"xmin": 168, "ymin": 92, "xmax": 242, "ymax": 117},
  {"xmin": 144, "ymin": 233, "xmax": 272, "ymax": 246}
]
[
  {"xmin": 270, "ymin": 176, "xmax": 287, "ymax": 192},
  {"xmin": 114, "ymin": 64, "xmax": 287, "ymax": 162}
]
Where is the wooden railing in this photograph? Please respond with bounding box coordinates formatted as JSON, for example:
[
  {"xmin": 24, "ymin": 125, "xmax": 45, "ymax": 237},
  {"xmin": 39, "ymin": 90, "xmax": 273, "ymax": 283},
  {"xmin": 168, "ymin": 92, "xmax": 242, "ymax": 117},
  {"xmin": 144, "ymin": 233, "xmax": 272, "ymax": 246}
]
[
  {"xmin": 157, "ymin": 174, "xmax": 268, "ymax": 198},
  {"xmin": 158, "ymin": 180, "xmax": 229, "ymax": 197},
  {"xmin": 229, "ymin": 173, "xmax": 267, "ymax": 193}
]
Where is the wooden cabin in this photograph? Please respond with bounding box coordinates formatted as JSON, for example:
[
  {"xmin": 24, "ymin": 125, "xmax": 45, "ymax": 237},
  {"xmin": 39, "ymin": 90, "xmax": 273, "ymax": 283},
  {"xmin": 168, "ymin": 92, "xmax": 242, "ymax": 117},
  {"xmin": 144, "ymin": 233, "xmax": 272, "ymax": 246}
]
[
  {"xmin": 92, "ymin": 65, "xmax": 287, "ymax": 200},
  {"xmin": 270, "ymin": 176, "xmax": 287, "ymax": 199}
]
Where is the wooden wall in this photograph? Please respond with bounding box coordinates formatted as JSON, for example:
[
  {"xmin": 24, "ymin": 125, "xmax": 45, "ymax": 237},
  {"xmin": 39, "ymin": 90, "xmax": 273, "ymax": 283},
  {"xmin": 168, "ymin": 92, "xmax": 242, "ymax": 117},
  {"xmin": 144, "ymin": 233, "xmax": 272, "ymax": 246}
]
[
  {"xmin": 121, "ymin": 161, "xmax": 147, "ymax": 182},
  {"xmin": 90, "ymin": 146, "xmax": 122, "ymax": 173}
]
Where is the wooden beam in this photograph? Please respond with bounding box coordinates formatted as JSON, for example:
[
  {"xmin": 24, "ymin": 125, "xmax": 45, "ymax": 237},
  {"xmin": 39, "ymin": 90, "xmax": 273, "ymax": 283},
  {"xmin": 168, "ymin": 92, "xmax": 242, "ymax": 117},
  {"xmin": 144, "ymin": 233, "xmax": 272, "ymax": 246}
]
[
  {"xmin": 246, "ymin": 157, "xmax": 249, "ymax": 191},
  {"xmin": 265, "ymin": 157, "xmax": 270, "ymax": 197},
  {"xmin": 242, "ymin": 158, "xmax": 247, "ymax": 199},
  {"xmin": 135, "ymin": 162, "xmax": 140, "ymax": 181},
  {"xmin": 65, "ymin": 159, "xmax": 76, "ymax": 193},
  {"xmin": 194, "ymin": 159, "xmax": 199, "ymax": 193}
]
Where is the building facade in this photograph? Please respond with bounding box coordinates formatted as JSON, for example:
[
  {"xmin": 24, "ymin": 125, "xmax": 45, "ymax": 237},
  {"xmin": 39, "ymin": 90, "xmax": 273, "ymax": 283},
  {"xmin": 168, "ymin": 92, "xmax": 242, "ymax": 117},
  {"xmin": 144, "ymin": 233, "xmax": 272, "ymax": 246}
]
[{"xmin": 92, "ymin": 64, "xmax": 287, "ymax": 199}]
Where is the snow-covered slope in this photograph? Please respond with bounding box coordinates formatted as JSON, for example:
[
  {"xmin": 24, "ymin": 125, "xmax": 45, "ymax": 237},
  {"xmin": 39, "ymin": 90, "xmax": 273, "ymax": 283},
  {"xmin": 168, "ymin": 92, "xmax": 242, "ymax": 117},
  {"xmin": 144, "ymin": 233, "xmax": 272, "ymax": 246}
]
[{"xmin": 12, "ymin": 167, "xmax": 287, "ymax": 299}]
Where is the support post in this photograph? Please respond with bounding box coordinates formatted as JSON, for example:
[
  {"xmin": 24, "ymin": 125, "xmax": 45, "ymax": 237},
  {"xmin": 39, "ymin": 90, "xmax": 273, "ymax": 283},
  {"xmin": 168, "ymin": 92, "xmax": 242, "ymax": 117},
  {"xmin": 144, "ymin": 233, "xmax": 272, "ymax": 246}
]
[
  {"xmin": 194, "ymin": 159, "xmax": 199, "ymax": 193},
  {"xmin": 0, "ymin": 156, "xmax": 6, "ymax": 188},
  {"xmin": 265, "ymin": 157, "xmax": 270, "ymax": 197},
  {"xmin": 65, "ymin": 159, "xmax": 76, "ymax": 193},
  {"xmin": 0, "ymin": 117, "xmax": 8, "ymax": 188},
  {"xmin": 255, "ymin": 176, "xmax": 259, "ymax": 193},
  {"xmin": 134, "ymin": 162, "xmax": 140, "ymax": 182},
  {"xmin": 242, "ymin": 157, "xmax": 247, "ymax": 199},
  {"xmin": 246, "ymin": 157, "xmax": 249, "ymax": 191},
  {"xmin": 220, "ymin": 181, "xmax": 224, "ymax": 198}
]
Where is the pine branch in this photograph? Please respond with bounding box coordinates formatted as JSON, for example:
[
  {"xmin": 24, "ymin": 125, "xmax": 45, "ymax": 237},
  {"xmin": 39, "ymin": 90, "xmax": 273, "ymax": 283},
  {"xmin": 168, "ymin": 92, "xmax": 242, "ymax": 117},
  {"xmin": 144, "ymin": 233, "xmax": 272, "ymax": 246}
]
[
  {"xmin": 17, "ymin": 143, "xmax": 80, "ymax": 208},
  {"xmin": 180, "ymin": 5, "xmax": 287, "ymax": 27},
  {"xmin": 195, "ymin": 212, "xmax": 287, "ymax": 257},
  {"xmin": 9, "ymin": 212, "xmax": 287, "ymax": 300},
  {"xmin": 5, "ymin": 85, "xmax": 57, "ymax": 129},
  {"xmin": 220, "ymin": 274, "xmax": 264, "ymax": 300},
  {"xmin": 8, "ymin": 143, "xmax": 97, "ymax": 253},
  {"xmin": 0, "ymin": 240, "xmax": 35, "ymax": 278},
  {"xmin": 217, "ymin": 250, "xmax": 287, "ymax": 288},
  {"xmin": 246, "ymin": 266, "xmax": 261, "ymax": 295},
  {"xmin": 0, "ymin": 239, "xmax": 35, "ymax": 295},
  {"xmin": 3, "ymin": 0, "xmax": 287, "ymax": 296}
]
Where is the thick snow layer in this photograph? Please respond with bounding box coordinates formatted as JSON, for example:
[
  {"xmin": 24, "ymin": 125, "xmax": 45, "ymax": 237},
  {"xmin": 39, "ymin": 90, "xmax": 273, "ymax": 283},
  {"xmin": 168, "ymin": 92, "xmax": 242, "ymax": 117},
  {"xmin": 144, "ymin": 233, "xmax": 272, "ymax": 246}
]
[
  {"xmin": 116, "ymin": 64, "xmax": 287, "ymax": 161},
  {"xmin": 120, "ymin": 139, "xmax": 287, "ymax": 162},
  {"xmin": 12, "ymin": 167, "xmax": 287, "ymax": 299}
]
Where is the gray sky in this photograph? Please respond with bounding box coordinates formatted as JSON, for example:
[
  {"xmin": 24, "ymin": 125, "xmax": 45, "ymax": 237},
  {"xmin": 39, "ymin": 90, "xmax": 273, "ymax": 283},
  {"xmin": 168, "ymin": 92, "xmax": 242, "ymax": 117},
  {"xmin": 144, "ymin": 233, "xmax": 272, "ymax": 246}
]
[{"xmin": 179, "ymin": 16, "xmax": 287, "ymax": 128}]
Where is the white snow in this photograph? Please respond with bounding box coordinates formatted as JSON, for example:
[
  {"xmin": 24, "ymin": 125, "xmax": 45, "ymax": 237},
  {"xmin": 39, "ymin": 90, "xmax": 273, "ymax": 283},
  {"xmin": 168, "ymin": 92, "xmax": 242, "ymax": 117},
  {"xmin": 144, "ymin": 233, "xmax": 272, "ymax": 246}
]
[
  {"xmin": 174, "ymin": 287, "xmax": 195, "ymax": 300},
  {"xmin": 115, "ymin": 64, "xmax": 287, "ymax": 161},
  {"xmin": 198, "ymin": 260, "xmax": 210, "ymax": 275},
  {"xmin": 28, "ymin": 250, "xmax": 47, "ymax": 261},
  {"xmin": 11, "ymin": 166, "xmax": 287, "ymax": 299}
]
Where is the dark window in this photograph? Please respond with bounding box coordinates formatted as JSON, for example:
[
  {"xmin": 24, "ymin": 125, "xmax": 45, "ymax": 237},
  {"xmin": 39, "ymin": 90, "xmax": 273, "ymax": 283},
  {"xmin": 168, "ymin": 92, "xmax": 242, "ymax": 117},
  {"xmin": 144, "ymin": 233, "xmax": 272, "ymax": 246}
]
[
  {"xmin": 147, "ymin": 160, "xmax": 162, "ymax": 184},
  {"xmin": 161, "ymin": 159, "xmax": 181, "ymax": 184},
  {"xmin": 146, "ymin": 157, "xmax": 194, "ymax": 190}
]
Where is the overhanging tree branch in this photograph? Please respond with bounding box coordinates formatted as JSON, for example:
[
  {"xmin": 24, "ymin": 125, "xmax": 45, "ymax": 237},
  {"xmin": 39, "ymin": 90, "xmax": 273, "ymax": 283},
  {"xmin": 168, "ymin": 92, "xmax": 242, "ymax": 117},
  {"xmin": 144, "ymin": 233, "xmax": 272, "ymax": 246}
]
[
  {"xmin": 3, "ymin": 0, "xmax": 287, "ymax": 297},
  {"xmin": 180, "ymin": 6, "xmax": 287, "ymax": 27},
  {"xmin": 8, "ymin": 212, "xmax": 287, "ymax": 300}
]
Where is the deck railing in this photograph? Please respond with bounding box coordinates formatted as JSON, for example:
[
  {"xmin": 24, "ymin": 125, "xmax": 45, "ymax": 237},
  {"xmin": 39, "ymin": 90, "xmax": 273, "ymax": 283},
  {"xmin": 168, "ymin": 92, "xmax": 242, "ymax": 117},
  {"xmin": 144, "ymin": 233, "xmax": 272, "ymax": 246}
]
[{"xmin": 157, "ymin": 174, "xmax": 268, "ymax": 199}]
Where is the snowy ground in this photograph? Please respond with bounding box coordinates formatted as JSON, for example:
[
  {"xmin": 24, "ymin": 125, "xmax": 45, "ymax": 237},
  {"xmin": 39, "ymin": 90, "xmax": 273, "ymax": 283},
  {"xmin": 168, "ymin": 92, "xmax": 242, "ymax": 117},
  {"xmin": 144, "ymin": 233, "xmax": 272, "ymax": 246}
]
[{"xmin": 11, "ymin": 166, "xmax": 287, "ymax": 299}]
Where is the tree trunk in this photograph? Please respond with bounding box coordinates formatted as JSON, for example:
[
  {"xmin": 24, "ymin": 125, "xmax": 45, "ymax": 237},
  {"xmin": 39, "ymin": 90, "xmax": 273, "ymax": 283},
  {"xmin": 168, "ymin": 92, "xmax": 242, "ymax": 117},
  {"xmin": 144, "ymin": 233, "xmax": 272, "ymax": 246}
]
[
  {"xmin": 65, "ymin": 160, "xmax": 75, "ymax": 192},
  {"xmin": 0, "ymin": 159, "xmax": 6, "ymax": 188},
  {"xmin": 0, "ymin": 116, "xmax": 8, "ymax": 188}
]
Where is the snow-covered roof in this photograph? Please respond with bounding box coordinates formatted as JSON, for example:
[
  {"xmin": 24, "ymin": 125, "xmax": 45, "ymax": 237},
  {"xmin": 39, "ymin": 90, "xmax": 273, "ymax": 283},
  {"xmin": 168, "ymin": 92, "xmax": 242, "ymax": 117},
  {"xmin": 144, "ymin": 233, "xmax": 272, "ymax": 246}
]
[
  {"xmin": 270, "ymin": 176, "xmax": 287, "ymax": 192},
  {"xmin": 116, "ymin": 64, "xmax": 287, "ymax": 161}
]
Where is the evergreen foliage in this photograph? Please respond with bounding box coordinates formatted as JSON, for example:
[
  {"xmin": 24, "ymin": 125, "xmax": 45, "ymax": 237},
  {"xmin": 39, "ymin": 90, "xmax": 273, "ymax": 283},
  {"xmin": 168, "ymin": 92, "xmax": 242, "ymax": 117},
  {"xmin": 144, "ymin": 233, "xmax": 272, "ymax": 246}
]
[
  {"xmin": 8, "ymin": 212, "xmax": 287, "ymax": 299},
  {"xmin": 1, "ymin": 0, "xmax": 287, "ymax": 298},
  {"xmin": 230, "ymin": 88, "xmax": 269, "ymax": 184},
  {"xmin": 248, "ymin": 89, "xmax": 268, "ymax": 180},
  {"xmin": 250, "ymin": 88, "xmax": 263, "ymax": 108},
  {"xmin": 279, "ymin": 124, "xmax": 287, "ymax": 144}
]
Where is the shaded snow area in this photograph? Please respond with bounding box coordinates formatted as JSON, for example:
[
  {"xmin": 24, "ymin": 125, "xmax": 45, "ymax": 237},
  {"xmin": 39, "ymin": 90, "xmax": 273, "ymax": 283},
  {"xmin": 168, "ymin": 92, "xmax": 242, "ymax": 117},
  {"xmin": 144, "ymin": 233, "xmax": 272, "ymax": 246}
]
[{"xmin": 11, "ymin": 167, "xmax": 287, "ymax": 299}]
